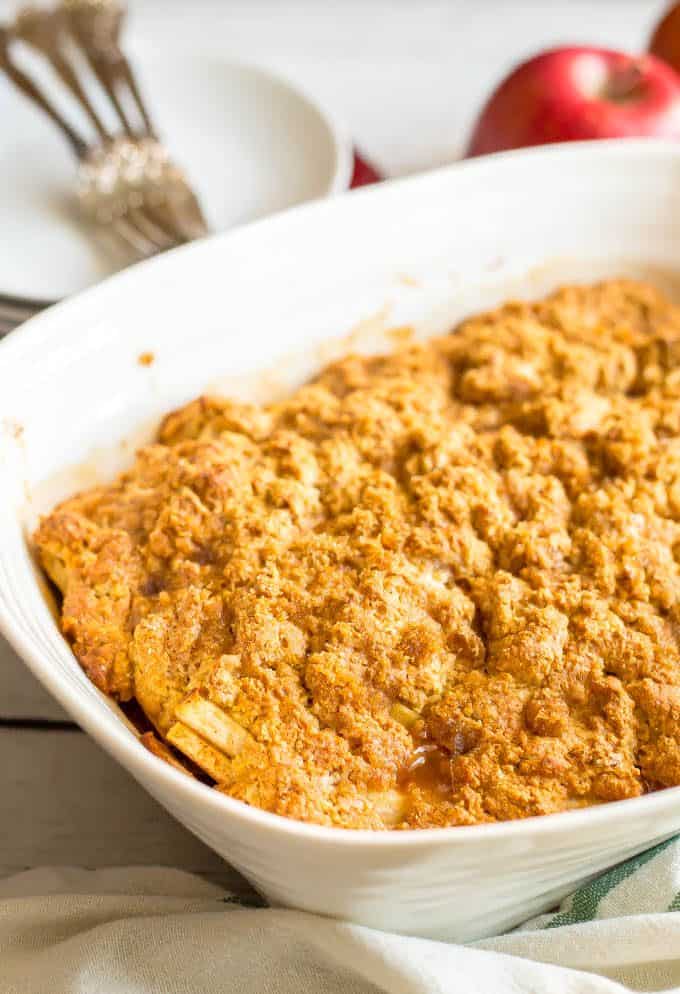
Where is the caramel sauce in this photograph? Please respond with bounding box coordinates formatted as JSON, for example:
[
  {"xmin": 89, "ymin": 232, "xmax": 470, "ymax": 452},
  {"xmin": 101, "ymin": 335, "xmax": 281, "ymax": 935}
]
[
  {"xmin": 140, "ymin": 573, "xmax": 166, "ymax": 596},
  {"xmin": 398, "ymin": 739, "xmax": 453, "ymax": 796},
  {"xmin": 120, "ymin": 698, "xmax": 154, "ymax": 735}
]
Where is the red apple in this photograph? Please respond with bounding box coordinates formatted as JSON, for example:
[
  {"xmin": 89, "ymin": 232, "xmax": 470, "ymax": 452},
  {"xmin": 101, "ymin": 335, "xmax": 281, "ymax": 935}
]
[
  {"xmin": 650, "ymin": 3, "xmax": 680, "ymax": 75},
  {"xmin": 466, "ymin": 46, "xmax": 680, "ymax": 157},
  {"xmin": 350, "ymin": 150, "xmax": 382, "ymax": 187}
]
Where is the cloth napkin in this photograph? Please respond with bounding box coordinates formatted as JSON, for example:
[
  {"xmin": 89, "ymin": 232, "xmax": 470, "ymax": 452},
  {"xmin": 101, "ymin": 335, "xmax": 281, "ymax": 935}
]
[{"xmin": 4, "ymin": 838, "xmax": 680, "ymax": 994}]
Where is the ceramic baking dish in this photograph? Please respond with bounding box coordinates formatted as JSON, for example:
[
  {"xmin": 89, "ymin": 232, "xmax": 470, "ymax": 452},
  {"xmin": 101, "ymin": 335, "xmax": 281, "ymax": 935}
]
[{"xmin": 3, "ymin": 139, "xmax": 680, "ymax": 942}]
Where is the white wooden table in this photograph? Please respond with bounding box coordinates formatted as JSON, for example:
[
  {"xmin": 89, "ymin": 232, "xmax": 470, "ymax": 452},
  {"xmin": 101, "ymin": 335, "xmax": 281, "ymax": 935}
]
[{"xmin": 0, "ymin": 0, "xmax": 668, "ymax": 886}]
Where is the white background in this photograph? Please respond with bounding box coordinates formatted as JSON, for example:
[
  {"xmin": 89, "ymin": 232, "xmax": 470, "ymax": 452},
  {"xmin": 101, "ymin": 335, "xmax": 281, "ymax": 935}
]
[{"xmin": 0, "ymin": 0, "xmax": 673, "ymax": 884}]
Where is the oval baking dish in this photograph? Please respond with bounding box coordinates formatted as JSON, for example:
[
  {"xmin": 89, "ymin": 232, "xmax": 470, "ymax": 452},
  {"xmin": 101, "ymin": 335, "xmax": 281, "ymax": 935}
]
[{"xmin": 3, "ymin": 139, "xmax": 680, "ymax": 941}]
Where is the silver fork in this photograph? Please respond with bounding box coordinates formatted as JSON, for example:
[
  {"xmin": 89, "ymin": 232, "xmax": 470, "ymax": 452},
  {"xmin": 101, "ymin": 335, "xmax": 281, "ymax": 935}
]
[
  {"xmin": 0, "ymin": 293, "xmax": 51, "ymax": 338},
  {"xmin": 0, "ymin": 0, "xmax": 208, "ymax": 334}
]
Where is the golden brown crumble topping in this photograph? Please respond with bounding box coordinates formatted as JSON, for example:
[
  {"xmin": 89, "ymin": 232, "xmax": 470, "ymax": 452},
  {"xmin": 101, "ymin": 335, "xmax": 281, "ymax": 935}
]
[{"xmin": 34, "ymin": 279, "xmax": 680, "ymax": 829}]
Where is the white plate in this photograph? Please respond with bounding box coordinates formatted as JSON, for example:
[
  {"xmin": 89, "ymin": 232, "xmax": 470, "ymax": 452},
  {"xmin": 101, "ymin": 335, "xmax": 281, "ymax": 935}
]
[
  {"xmin": 3, "ymin": 140, "xmax": 680, "ymax": 943},
  {"xmin": 0, "ymin": 51, "xmax": 352, "ymax": 301}
]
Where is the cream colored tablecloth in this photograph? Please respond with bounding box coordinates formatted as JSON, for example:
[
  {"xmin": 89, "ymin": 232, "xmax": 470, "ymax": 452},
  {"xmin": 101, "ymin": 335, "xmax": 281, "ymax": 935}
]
[{"xmin": 4, "ymin": 839, "xmax": 680, "ymax": 993}]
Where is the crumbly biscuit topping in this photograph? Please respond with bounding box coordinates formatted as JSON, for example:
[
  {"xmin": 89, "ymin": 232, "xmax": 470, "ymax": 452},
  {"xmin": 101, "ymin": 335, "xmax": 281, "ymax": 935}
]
[{"xmin": 35, "ymin": 280, "xmax": 680, "ymax": 828}]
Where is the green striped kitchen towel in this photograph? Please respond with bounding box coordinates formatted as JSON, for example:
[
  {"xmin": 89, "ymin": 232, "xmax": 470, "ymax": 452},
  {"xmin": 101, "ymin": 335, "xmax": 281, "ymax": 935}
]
[
  {"xmin": 528, "ymin": 836, "xmax": 680, "ymax": 929},
  {"xmin": 475, "ymin": 835, "xmax": 680, "ymax": 991}
]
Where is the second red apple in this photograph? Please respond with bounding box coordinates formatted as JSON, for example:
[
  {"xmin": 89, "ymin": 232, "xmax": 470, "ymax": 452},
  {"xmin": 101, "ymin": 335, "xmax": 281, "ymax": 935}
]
[{"xmin": 467, "ymin": 46, "xmax": 680, "ymax": 157}]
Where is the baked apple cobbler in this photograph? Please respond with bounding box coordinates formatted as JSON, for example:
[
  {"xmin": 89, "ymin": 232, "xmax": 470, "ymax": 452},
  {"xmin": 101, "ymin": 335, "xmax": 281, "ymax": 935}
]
[{"xmin": 34, "ymin": 280, "xmax": 680, "ymax": 829}]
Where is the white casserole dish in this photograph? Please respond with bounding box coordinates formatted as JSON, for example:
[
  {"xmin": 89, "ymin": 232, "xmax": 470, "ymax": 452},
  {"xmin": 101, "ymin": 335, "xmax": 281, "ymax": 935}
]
[{"xmin": 3, "ymin": 139, "xmax": 680, "ymax": 942}]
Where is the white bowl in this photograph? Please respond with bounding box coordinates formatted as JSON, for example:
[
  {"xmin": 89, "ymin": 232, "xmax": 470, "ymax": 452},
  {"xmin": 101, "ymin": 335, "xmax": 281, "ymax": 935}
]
[
  {"xmin": 0, "ymin": 53, "xmax": 353, "ymax": 300},
  {"xmin": 3, "ymin": 139, "xmax": 680, "ymax": 943}
]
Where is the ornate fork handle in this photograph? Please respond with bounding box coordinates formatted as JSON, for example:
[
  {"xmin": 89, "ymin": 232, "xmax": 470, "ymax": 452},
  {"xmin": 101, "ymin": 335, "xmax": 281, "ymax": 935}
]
[
  {"xmin": 62, "ymin": 0, "xmax": 155, "ymax": 137},
  {"xmin": 15, "ymin": 7, "xmax": 110, "ymax": 140},
  {"xmin": 0, "ymin": 2, "xmax": 208, "ymax": 261},
  {"xmin": 0, "ymin": 24, "xmax": 87, "ymax": 158}
]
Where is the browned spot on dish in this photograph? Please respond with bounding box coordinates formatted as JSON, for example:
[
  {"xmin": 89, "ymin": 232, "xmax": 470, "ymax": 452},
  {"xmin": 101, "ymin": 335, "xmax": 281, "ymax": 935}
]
[
  {"xmin": 397, "ymin": 274, "xmax": 420, "ymax": 288},
  {"xmin": 3, "ymin": 418, "xmax": 24, "ymax": 441}
]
